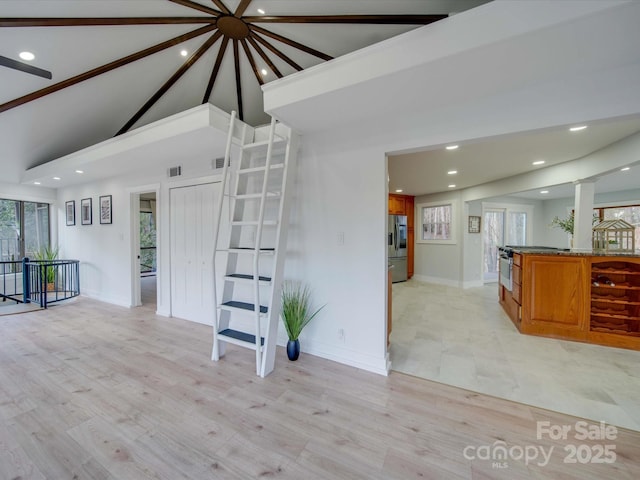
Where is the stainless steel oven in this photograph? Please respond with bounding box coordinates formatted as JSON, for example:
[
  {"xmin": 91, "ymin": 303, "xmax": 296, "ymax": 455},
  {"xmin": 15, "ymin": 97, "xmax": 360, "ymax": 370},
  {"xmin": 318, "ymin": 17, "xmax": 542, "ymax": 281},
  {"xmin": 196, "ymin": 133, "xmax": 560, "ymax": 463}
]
[{"xmin": 499, "ymin": 250, "xmax": 512, "ymax": 291}]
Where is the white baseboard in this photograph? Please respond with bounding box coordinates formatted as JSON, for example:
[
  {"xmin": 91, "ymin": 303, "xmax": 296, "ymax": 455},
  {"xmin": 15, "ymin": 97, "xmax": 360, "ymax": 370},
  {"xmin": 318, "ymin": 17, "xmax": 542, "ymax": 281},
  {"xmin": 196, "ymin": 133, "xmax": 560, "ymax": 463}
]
[
  {"xmin": 80, "ymin": 291, "xmax": 130, "ymax": 308},
  {"xmin": 289, "ymin": 339, "xmax": 389, "ymax": 376},
  {"xmin": 462, "ymin": 279, "xmax": 484, "ymax": 289}
]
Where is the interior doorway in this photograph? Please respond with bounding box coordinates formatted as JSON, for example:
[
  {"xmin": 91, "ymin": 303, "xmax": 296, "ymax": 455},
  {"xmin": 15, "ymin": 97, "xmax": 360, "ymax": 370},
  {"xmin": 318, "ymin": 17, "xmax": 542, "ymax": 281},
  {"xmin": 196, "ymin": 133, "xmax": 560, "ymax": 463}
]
[{"xmin": 139, "ymin": 192, "xmax": 157, "ymax": 307}]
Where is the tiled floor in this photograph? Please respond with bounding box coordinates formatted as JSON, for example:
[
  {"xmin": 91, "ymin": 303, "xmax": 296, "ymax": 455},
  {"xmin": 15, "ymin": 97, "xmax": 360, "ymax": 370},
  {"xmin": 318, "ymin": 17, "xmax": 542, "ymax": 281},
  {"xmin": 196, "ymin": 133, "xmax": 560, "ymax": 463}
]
[{"xmin": 389, "ymin": 279, "xmax": 640, "ymax": 431}]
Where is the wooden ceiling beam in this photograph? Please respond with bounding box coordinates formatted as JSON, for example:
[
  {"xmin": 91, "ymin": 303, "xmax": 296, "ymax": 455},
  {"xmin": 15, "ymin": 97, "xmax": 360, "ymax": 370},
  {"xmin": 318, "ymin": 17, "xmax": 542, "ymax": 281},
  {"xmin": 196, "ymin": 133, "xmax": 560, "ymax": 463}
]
[
  {"xmin": 168, "ymin": 0, "xmax": 221, "ymax": 17},
  {"xmin": 234, "ymin": 0, "xmax": 253, "ymax": 18},
  {"xmin": 250, "ymin": 25, "xmax": 333, "ymax": 61},
  {"xmin": 243, "ymin": 14, "xmax": 448, "ymax": 24},
  {"xmin": 240, "ymin": 39, "xmax": 264, "ymax": 86},
  {"xmin": 233, "ymin": 40, "xmax": 244, "ymax": 121},
  {"xmin": 0, "ymin": 17, "xmax": 215, "ymax": 27},
  {"xmin": 117, "ymin": 31, "xmax": 223, "ymax": 135},
  {"xmin": 246, "ymin": 36, "xmax": 282, "ymax": 78},
  {"xmin": 250, "ymin": 33, "xmax": 302, "ymax": 72},
  {"xmin": 0, "ymin": 24, "xmax": 217, "ymax": 114},
  {"xmin": 202, "ymin": 36, "xmax": 230, "ymax": 103},
  {"xmin": 210, "ymin": 0, "xmax": 231, "ymax": 15}
]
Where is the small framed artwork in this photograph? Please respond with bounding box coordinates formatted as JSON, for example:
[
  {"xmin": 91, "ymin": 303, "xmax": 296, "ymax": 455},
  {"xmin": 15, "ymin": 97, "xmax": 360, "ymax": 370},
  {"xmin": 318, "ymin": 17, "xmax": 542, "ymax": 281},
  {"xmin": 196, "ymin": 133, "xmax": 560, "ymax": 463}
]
[
  {"xmin": 65, "ymin": 200, "xmax": 75, "ymax": 226},
  {"xmin": 468, "ymin": 215, "xmax": 481, "ymax": 234},
  {"xmin": 99, "ymin": 195, "xmax": 112, "ymax": 224},
  {"xmin": 81, "ymin": 198, "xmax": 92, "ymax": 225}
]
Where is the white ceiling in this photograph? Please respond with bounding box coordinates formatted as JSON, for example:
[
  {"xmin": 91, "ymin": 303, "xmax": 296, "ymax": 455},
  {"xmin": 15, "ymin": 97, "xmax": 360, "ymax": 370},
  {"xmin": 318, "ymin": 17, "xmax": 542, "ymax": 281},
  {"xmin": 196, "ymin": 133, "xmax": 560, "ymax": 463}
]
[
  {"xmin": 0, "ymin": 0, "xmax": 489, "ymax": 185},
  {"xmin": 388, "ymin": 115, "xmax": 640, "ymax": 199}
]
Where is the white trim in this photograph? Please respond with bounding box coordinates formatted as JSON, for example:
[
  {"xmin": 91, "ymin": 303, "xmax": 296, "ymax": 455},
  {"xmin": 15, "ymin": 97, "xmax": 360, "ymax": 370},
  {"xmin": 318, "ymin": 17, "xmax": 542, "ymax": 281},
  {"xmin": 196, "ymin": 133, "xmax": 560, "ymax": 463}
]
[{"xmin": 412, "ymin": 273, "xmax": 461, "ymax": 288}]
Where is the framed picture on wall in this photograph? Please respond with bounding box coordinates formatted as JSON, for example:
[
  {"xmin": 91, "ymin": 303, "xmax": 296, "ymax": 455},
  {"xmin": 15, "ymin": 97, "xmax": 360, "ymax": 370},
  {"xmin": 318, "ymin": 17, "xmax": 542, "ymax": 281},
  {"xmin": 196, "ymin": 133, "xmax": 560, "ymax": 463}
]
[
  {"xmin": 468, "ymin": 215, "xmax": 481, "ymax": 234},
  {"xmin": 65, "ymin": 200, "xmax": 75, "ymax": 226},
  {"xmin": 99, "ymin": 195, "xmax": 112, "ymax": 224},
  {"xmin": 81, "ymin": 198, "xmax": 92, "ymax": 225}
]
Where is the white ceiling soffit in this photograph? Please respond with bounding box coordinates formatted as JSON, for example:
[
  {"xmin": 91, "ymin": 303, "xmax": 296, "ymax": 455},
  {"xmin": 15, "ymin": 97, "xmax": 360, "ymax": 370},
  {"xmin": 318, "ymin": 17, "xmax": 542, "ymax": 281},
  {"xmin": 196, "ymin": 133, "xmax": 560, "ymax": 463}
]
[{"xmin": 21, "ymin": 104, "xmax": 234, "ymax": 188}]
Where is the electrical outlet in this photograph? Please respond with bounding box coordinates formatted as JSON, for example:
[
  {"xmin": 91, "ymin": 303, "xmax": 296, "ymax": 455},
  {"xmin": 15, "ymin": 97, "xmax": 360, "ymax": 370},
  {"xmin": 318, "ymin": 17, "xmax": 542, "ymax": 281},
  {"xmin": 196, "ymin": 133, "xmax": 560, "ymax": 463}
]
[
  {"xmin": 337, "ymin": 231, "xmax": 344, "ymax": 246},
  {"xmin": 338, "ymin": 328, "xmax": 345, "ymax": 342}
]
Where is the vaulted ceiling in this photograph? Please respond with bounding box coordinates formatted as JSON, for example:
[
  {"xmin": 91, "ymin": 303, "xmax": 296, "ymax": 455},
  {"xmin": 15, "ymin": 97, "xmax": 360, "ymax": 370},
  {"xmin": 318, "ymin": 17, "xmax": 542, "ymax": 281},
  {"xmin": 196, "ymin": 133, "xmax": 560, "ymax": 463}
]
[{"xmin": 0, "ymin": 0, "xmax": 490, "ymax": 183}]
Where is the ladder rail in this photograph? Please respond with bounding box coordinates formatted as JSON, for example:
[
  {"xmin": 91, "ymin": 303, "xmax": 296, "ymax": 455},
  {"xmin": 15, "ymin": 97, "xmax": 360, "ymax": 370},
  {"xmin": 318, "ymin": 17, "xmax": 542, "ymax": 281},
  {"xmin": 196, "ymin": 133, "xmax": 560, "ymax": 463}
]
[
  {"xmin": 251, "ymin": 117, "xmax": 278, "ymax": 375},
  {"xmin": 212, "ymin": 110, "xmax": 236, "ymax": 362}
]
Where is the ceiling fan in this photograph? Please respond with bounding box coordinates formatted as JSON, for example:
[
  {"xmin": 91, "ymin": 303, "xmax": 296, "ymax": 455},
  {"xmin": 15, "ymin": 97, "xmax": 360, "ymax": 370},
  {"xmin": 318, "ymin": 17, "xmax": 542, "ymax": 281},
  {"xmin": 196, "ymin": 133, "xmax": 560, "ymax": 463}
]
[{"xmin": 0, "ymin": 54, "xmax": 52, "ymax": 79}]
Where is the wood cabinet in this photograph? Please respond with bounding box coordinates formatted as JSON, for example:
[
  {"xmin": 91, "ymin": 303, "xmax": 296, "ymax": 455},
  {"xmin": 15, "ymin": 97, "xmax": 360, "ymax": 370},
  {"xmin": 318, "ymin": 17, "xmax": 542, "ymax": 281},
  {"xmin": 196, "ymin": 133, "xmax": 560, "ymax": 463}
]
[
  {"xmin": 388, "ymin": 195, "xmax": 406, "ymax": 215},
  {"xmin": 589, "ymin": 259, "xmax": 640, "ymax": 349},
  {"xmin": 388, "ymin": 193, "xmax": 414, "ymax": 279},
  {"xmin": 499, "ymin": 253, "xmax": 640, "ymax": 351}
]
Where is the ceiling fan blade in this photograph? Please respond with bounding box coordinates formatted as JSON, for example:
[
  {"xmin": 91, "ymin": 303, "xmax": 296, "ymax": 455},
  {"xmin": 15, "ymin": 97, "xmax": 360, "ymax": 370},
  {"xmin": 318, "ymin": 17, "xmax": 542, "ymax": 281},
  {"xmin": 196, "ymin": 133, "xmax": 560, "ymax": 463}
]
[{"xmin": 0, "ymin": 55, "xmax": 52, "ymax": 79}]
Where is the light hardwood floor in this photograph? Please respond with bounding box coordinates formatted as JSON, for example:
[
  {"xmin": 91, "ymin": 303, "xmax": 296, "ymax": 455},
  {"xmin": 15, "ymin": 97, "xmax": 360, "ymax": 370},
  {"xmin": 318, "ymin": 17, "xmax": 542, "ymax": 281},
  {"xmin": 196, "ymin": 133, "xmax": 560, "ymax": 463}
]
[{"xmin": 1, "ymin": 297, "xmax": 639, "ymax": 479}]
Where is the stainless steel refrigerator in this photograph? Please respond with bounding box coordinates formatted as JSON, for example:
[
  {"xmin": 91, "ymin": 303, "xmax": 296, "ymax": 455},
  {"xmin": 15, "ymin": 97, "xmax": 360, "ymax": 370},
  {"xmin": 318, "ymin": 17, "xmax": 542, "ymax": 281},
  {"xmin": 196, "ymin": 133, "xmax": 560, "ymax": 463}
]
[{"xmin": 388, "ymin": 214, "xmax": 408, "ymax": 282}]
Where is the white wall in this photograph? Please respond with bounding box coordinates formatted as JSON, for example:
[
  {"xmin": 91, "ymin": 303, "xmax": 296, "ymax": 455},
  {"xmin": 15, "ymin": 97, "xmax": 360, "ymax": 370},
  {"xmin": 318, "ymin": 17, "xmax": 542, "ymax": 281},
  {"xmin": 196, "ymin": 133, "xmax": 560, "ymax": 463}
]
[{"xmin": 57, "ymin": 157, "xmax": 224, "ymax": 311}]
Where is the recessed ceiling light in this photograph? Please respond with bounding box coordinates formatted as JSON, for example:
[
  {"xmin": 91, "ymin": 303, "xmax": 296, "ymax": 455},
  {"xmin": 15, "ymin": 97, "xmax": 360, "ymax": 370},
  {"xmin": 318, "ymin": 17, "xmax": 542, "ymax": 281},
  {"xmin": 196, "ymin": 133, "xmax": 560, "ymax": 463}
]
[
  {"xmin": 257, "ymin": 8, "xmax": 266, "ymax": 14},
  {"xmin": 540, "ymin": 190, "xmax": 549, "ymax": 194},
  {"xmin": 19, "ymin": 51, "xmax": 35, "ymax": 61},
  {"xmin": 75, "ymin": 170, "xmax": 84, "ymax": 174},
  {"xmin": 53, "ymin": 176, "xmax": 61, "ymax": 180},
  {"xmin": 180, "ymin": 49, "xmax": 188, "ymax": 57},
  {"xmin": 447, "ymin": 170, "xmax": 457, "ymax": 175},
  {"xmin": 569, "ymin": 125, "xmax": 587, "ymax": 132},
  {"xmin": 532, "ymin": 160, "xmax": 545, "ymax": 165},
  {"xmin": 621, "ymin": 167, "xmax": 630, "ymax": 171},
  {"xmin": 448, "ymin": 184, "xmax": 456, "ymax": 188},
  {"xmin": 34, "ymin": 181, "xmax": 41, "ymax": 185},
  {"xmin": 445, "ymin": 145, "xmax": 459, "ymax": 150},
  {"xmin": 261, "ymin": 68, "xmax": 268, "ymax": 75},
  {"xmin": 395, "ymin": 189, "xmax": 403, "ymax": 193}
]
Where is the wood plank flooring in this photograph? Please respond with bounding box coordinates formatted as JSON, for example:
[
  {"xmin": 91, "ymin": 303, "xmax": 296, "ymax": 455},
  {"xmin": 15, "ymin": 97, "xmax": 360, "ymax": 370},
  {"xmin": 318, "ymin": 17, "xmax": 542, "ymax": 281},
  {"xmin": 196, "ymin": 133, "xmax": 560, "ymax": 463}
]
[{"xmin": 1, "ymin": 297, "xmax": 639, "ymax": 479}]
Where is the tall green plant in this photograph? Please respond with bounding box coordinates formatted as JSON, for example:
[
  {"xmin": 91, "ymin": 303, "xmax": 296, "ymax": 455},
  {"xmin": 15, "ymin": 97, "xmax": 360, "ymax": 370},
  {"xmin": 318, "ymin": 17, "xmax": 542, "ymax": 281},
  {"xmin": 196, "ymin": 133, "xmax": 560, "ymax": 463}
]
[
  {"xmin": 33, "ymin": 244, "xmax": 59, "ymax": 283},
  {"xmin": 281, "ymin": 281, "xmax": 325, "ymax": 341}
]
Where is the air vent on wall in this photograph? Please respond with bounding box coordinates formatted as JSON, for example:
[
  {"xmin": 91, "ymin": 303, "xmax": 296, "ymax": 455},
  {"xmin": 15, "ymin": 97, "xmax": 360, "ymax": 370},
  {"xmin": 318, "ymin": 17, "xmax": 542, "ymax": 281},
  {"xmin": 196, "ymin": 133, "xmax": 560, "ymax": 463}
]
[
  {"xmin": 213, "ymin": 157, "xmax": 229, "ymax": 170},
  {"xmin": 168, "ymin": 165, "xmax": 182, "ymax": 177}
]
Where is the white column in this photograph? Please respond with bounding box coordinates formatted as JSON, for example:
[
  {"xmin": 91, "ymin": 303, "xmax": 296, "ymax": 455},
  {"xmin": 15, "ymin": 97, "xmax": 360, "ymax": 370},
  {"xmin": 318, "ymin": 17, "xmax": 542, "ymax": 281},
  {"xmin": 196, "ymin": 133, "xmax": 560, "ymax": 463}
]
[{"xmin": 572, "ymin": 180, "xmax": 596, "ymax": 251}]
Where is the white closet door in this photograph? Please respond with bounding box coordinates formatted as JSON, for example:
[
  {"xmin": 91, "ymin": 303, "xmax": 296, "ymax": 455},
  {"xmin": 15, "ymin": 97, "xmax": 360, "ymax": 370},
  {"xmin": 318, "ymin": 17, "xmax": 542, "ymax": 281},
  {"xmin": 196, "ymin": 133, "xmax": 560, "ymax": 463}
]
[{"xmin": 170, "ymin": 182, "xmax": 218, "ymax": 325}]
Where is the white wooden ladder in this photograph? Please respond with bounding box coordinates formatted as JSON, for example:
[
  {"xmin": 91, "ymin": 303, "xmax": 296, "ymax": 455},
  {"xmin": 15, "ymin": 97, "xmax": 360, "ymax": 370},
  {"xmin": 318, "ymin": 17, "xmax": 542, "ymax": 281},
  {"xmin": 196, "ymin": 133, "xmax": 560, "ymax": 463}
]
[{"xmin": 211, "ymin": 112, "xmax": 298, "ymax": 377}]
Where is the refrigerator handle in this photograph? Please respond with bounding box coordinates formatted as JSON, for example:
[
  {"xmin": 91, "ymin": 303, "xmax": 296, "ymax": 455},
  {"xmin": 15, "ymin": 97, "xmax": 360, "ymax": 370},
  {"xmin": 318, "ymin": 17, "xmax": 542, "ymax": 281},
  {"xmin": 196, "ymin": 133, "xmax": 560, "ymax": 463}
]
[{"xmin": 394, "ymin": 223, "xmax": 398, "ymax": 252}]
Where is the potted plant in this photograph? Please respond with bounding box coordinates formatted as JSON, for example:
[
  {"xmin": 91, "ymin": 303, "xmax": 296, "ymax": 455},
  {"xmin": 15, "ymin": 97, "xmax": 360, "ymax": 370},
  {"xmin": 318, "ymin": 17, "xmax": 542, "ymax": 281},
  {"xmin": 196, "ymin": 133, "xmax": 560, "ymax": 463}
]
[
  {"xmin": 550, "ymin": 213, "xmax": 575, "ymax": 235},
  {"xmin": 33, "ymin": 245, "xmax": 59, "ymax": 291},
  {"xmin": 280, "ymin": 281, "xmax": 325, "ymax": 361}
]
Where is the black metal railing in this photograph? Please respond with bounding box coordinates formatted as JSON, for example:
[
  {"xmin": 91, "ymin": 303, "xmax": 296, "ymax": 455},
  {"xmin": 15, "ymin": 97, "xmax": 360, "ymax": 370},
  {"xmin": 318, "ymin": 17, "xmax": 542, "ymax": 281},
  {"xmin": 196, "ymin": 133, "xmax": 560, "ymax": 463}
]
[
  {"xmin": 0, "ymin": 260, "xmax": 23, "ymax": 304},
  {"xmin": 25, "ymin": 258, "xmax": 80, "ymax": 308},
  {"xmin": 140, "ymin": 246, "xmax": 157, "ymax": 274}
]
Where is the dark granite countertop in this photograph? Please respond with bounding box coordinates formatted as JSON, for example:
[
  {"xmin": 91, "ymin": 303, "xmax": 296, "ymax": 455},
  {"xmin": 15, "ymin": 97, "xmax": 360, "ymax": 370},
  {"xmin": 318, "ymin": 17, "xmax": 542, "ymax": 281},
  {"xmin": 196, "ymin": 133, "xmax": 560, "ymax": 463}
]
[{"xmin": 511, "ymin": 248, "xmax": 640, "ymax": 257}]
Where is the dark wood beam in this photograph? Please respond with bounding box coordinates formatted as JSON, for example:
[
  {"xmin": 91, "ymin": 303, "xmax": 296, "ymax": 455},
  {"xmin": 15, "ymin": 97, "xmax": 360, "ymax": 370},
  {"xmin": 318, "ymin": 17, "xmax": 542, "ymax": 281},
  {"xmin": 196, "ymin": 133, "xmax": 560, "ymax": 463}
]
[
  {"xmin": 168, "ymin": 0, "xmax": 221, "ymax": 17},
  {"xmin": 250, "ymin": 32, "xmax": 302, "ymax": 71},
  {"xmin": 234, "ymin": 0, "xmax": 253, "ymax": 18},
  {"xmin": 210, "ymin": 0, "xmax": 231, "ymax": 15},
  {"xmin": 250, "ymin": 25, "xmax": 333, "ymax": 61},
  {"xmin": 117, "ymin": 31, "xmax": 223, "ymax": 135},
  {"xmin": 0, "ymin": 24, "xmax": 217, "ymax": 114},
  {"xmin": 202, "ymin": 36, "xmax": 230, "ymax": 103},
  {"xmin": 243, "ymin": 14, "xmax": 447, "ymax": 24},
  {"xmin": 246, "ymin": 36, "xmax": 282, "ymax": 78},
  {"xmin": 233, "ymin": 40, "xmax": 243, "ymax": 121},
  {"xmin": 240, "ymin": 39, "xmax": 264, "ymax": 86},
  {"xmin": 0, "ymin": 17, "xmax": 215, "ymax": 27}
]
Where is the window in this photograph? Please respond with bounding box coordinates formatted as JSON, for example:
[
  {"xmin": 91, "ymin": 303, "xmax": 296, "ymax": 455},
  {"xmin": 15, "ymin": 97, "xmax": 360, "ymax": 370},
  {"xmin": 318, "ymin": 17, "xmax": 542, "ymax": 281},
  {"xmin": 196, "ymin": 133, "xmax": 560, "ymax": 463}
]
[
  {"xmin": 417, "ymin": 201, "xmax": 456, "ymax": 244},
  {"xmin": 0, "ymin": 198, "xmax": 50, "ymax": 263}
]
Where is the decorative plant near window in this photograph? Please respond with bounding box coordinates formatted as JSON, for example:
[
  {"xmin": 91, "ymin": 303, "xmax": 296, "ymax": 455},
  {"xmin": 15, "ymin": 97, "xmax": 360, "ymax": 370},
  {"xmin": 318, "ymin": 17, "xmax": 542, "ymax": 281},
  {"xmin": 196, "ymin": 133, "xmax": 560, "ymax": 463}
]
[
  {"xmin": 281, "ymin": 281, "xmax": 325, "ymax": 361},
  {"xmin": 33, "ymin": 244, "xmax": 59, "ymax": 287},
  {"xmin": 550, "ymin": 212, "xmax": 599, "ymax": 235},
  {"xmin": 550, "ymin": 213, "xmax": 575, "ymax": 234}
]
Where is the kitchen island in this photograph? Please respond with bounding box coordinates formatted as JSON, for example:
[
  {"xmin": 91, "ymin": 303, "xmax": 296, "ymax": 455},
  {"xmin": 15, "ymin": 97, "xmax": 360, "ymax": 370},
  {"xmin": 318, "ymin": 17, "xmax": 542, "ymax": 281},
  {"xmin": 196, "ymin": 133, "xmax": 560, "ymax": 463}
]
[{"xmin": 498, "ymin": 248, "xmax": 640, "ymax": 351}]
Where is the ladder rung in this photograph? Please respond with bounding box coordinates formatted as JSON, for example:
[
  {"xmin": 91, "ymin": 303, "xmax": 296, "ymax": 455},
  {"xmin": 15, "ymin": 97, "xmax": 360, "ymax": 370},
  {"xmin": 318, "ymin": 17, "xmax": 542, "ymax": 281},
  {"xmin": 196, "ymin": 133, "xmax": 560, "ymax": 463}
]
[
  {"xmin": 231, "ymin": 220, "xmax": 277, "ymax": 227},
  {"xmin": 218, "ymin": 328, "xmax": 264, "ymax": 349},
  {"xmin": 233, "ymin": 192, "xmax": 282, "ymax": 200},
  {"xmin": 220, "ymin": 301, "xmax": 268, "ymax": 314},
  {"xmin": 226, "ymin": 248, "xmax": 275, "ymax": 255},
  {"xmin": 238, "ymin": 164, "xmax": 284, "ymax": 174},
  {"xmin": 226, "ymin": 274, "xmax": 272, "ymax": 284},
  {"xmin": 241, "ymin": 137, "xmax": 286, "ymax": 152}
]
